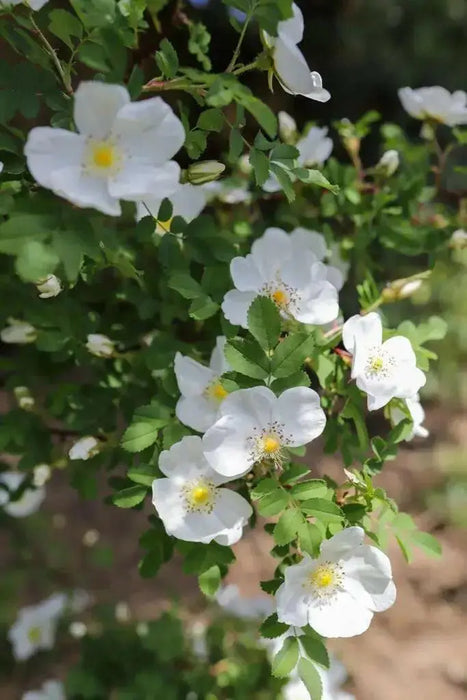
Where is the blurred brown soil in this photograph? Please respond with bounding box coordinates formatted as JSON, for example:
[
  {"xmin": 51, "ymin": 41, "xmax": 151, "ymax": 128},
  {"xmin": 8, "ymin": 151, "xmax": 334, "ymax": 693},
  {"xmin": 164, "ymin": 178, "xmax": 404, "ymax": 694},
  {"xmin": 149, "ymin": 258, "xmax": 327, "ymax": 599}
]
[{"xmin": 2, "ymin": 404, "xmax": 467, "ymax": 699}]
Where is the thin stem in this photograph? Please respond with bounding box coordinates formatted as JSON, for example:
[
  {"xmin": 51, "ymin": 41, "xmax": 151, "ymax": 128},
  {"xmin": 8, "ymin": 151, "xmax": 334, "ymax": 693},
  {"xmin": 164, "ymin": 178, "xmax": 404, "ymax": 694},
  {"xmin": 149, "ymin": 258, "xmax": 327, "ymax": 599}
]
[
  {"xmin": 225, "ymin": 7, "xmax": 255, "ymax": 73},
  {"xmin": 232, "ymin": 59, "xmax": 260, "ymax": 77},
  {"xmin": 361, "ymin": 296, "xmax": 383, "ymax": 314},
  {"xmin": 29, "ymin": 14, "xmax": 73, "ymax": 95}
]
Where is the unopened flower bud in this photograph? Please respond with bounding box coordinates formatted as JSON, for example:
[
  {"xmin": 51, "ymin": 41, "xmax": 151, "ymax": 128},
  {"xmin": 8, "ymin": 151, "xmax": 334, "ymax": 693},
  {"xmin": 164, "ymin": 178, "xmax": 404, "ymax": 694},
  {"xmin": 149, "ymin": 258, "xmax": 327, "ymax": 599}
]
[
  {"xmin": 82, "ymin": 529, "xmax": 100, "ymax": 547},
  {"xmin": 376, "ymin": 150, "xmax": 399, "ymax": 177},
  {"xmin": 1, "ymin": 318, "xmax": 36, "ymax": 345},
  {"xmin": 14, "ymin": 386, "xmax": 35, "ymax": 411},
  {"xmin": 69, "ymin": 621, "xmax": 87, "ymax": 639},
  {"xmin": 238, "ymin": 154, "xmax": 252, "ymax": 175},
  {"xmin": 449, "ymin": 228, "xmax": 467, "ymax": 249},
  {"xmin": 382, "ymin": 277, "xmax": 423, "ymax": 302},
  {"xmin": 186, "ymin": 160, "xmax": 225, "ymax": 185},
  {"xmin": 85, "ymin": 333, "xmax": 115, "ymax": 358},
  {"xmin": 68, "ymin": 436, "xmax": 100, "ymax": 461},
  {"xmin": 36, "ymin": 274, "xmax": 62, "ymax": 299},
  {"xmin": 278, "ymin": 111, "xmax": 297, "ymax": 143}
]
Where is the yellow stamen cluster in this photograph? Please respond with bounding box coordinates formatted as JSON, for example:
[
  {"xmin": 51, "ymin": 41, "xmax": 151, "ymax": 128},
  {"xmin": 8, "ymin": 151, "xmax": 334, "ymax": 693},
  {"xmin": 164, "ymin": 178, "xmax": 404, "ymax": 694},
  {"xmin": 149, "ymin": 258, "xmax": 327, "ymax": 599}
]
[
  {"xmin": 271, "ymin": 288, "xmax": 289, "ymax": 308},
  {"xmin": 183, "ymin": 479, "xmax": 216, "ymax": 513},
  {"xmin": 92, "ymin": 144, "xmax": 115, "ymax": 169},
  {"xmin": 27, "ymin": 626, "xmax": 42, "ymax": 644},
  {"xmin": 205, "ymin": 381, "xmax": 228, "ymax": 403}
]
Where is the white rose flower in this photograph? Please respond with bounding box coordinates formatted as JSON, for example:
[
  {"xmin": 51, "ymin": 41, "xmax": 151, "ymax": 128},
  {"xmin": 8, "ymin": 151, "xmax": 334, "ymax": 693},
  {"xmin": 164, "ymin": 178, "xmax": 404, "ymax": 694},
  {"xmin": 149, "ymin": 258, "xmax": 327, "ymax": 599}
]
[
  {"xmin": 342, "ymin": 312, "xmax": 426, "ymax": 411},
  {"xmin": 85, "ymin": 333, "xmax": 115, "ymax": 358},
  {"xmin": 8, "ymin": 593, "xmax": 67, "ymax": 661},
  {"xmin": 152, "ymin": 435, "xmax": 252, "ymax": 545},
  {"xmin": 1, "ymin": 318, "xmax": 37, "ymax": 344},
  {"xmin": 389, "ymin": 393, "xmax": 429, "ymax": 440},
  {"xmin": 22, "ymin": 680, "xmax": 65, "ymax": 700},
  {"xmin": 0, "ymin": 160, "xmax": 3, "ymax": 173},
  {"xmin": 36, "ymin": 274, "xmax": 62, "ymax": 299},
  {"xmin": 0, "ymin": 472, "xmax": 45, "ymax": 518},
  {"xmin": 136, "ymin": 182, "xmax": 206, "ymax": 233},
  {"xmin": 68, "ymin": 436, "xmax": 100, "ymax": 461},
  {"xmin": 398, "ymin": 86, "xmax": 467, "ymax": 126},
  {"xmin": 264, "ymin": 3, "xmax": 330, "ymax": 102},
  {"xmin": 376, "ymin": 149, "xmax": 399, "ymax": 177},
  {"xmin": 25, "ymin": 81, "xmax": 185, "ymax": 216},
  {"xmin": 275, "ymin": 526, "xmax": 396, "ymax": 637},
  {"xmin": 203, "ymin": 385, "xmax": 326, "ymax": 478},
  {"xmin": 215, "ymin": 584, "xmax": 274, "ymax": 619},
  {"xmin": 14, "ymin": 385, "xmax": 35, "ymax": 410},
  {"xmin": 174, "ymin": 336, "xmax": 232, "ymax": 432},
  {"xmin": 222, "ymin": 227, "xmax": 339, "ymax": 328},
  {"xmin": 289, "ymin": 227, "xmax": 347, "ymax": 290},
  {"xmin": 1, "ymin": 0, "xmax": 49, "ymax": 9}
]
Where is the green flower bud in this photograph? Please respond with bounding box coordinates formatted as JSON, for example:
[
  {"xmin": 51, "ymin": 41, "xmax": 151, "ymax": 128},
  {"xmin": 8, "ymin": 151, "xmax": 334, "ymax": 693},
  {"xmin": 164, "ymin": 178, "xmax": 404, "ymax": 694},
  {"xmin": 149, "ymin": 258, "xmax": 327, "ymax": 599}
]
[{"xmin": 186, "ymin": 161, "xmax": 225, "ymax": 185}]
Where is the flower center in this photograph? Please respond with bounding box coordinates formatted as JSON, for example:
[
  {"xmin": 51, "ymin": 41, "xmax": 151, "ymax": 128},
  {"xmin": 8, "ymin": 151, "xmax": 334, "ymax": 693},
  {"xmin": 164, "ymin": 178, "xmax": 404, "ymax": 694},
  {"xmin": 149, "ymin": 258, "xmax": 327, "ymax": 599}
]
[
  {"xmin": 92, "ymin": 144, "xmax": 115, "ymax": 169},
  {"xmin": 261, "ymin": 434, "xmax": 281, "ymax": 454},
  {"xmin": 85, "ymin": 139, "xmax": 122, "ymax": 176},
  {"xmin": 364, "ymin": 347, "xmax": 396, "ymax": 380},
  {"xmin": 271, "ymin": 288, "xmax": 289, "ymax": 308},
  {"xmin": 27, "ymin": 625, "xmax": 42, "ymax": 644},
  {"xmin": 156, "ymin": 217, "xmax": 173, "ymax": 234},
  {"xmin": 204, "ymin": 380, "xmax": 229, "ymax": 404},
  {"xmin": 183, "ymin": 479, "xmax": 217, "ymax": 513},
  {"xmin": 307, "ymin": 561, "xmax": 344, "ymax": 601}
]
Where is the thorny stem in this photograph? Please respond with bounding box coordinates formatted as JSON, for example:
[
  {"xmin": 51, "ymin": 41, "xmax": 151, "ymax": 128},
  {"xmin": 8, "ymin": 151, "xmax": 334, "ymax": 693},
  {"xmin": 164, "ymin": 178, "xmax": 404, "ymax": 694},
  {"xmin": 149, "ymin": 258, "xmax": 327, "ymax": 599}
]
[{"xmin": 29, "ymin": 14, "xmax": 73, "ymax": 95}]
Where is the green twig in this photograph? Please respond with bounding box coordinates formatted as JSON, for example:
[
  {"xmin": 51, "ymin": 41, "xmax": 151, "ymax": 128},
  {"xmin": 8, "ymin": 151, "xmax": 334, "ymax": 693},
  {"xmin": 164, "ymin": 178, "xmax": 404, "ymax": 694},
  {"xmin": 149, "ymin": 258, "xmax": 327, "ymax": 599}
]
[{"xmin": 29, "ymin": 14, "xmax": 73, "ymax": 95}]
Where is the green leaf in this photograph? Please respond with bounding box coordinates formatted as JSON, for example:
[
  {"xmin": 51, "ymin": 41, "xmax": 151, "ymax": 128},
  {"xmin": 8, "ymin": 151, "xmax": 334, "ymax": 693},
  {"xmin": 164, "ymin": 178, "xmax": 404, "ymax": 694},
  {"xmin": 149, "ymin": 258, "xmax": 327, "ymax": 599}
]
[
  {"xmin": 121, "ymin": 405, "xmax": 170, "ymax": 453},
  {"xmin": 188, "ymin": 295, "xmax": 219, "ymax": 320},
  {"xmin": 273, "ymin": 508, "xmax": 303, "ymax": 545},
  {"xmin": 249, "ymin": 148, "xmax": 270, "ymax": 187},
  {"xmin": 139, "ymin": 548, "xmax": 164, "ymax": 578},
  {"xmin": 0, "ymin": 214, "xmax": 54, "ymax": 254},
  {"xmin": 271, "ymin": 332, "xmax": 315, "ymax": 378},
  {"xmin": 224, "ymin": 337, "xmax": 270, "ymax": 379},
  {"xmin": 238, "ymin": 94, "xmax": 277, "ymax": 138},
  {"xmin": 301, "ymin": 499, "xmax": 344, "ymax": 522},
  {"xmin": 257, "ymin": 488, "xmax": 289, "ymax": 517},
  {"xmin": 298, "ymin": 522, "xmax": 322, "ymax": 556},
  {"xmin": 229, "ymin": 128, "xmax": 244, "ymax": 161},
  {"xmin": 127, "ymin": 464, "xmax": 157, "ymax": 487},
  {"xmin": 299, "ymin": 635, "xmax": 330, "ymax": 669},
  {"xmin": 48, "ymin": 9, "xmax": 83, "ymax": 49},
  {"xmin": 410, "ymin": 531, "xmax": 442, "ymax": 558},
  {"xmin": 199, "ymin": 564, "xmax": 221, "ymax": 597},
  {"xmin": 155, "ymin": 38, "xmax": 179, "ymax": 79},
  {"xmin": 15, "ymin": 240, "xmax": 59, "ymax": 282},
  {"xmin": 295, "ymin": 167, "xmax": 339, "ymax": 195},
  {"xmin": 291, "ymin": 480, "xmax": 328, "ymax": 500},
  {"xmin": 169, "ymin": 272, "xmax": 203, "ymax": 299},
  {"xmin": 197, "ymin": 108, "xmax": 224, "ymax": 132},
  {"xmin": 188, "ymin": 21, "xmax": 211, "ymax": 71},
  {"xmin": 298, "ymin": 657, "xmax": 323, "ymax": 700},
  {"xmin": 247, "ymin": 295, "xmax": 281, "ymax": 351},
  {"xmin": 272, "ymin": 636, "xmax": 299, "ymax": 678},
  {"xmin": 259, "ymin": 613, "xmax": 289, "ymax": 639},
  {"xmin": 250, "ymin": 477, "xmax": 278, "ymax": 499},
  {"xmin": 269, "ymin": 162, "xmax": 296, "ymax": 202},
  {"xmin": 112, "ymin": 485, "xmax": 147, "ymax": 508}
]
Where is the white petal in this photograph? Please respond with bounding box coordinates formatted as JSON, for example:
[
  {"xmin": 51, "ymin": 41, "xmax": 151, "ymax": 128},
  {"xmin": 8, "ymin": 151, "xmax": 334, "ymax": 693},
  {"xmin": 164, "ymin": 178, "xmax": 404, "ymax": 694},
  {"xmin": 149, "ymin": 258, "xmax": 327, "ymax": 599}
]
[
  {"xmin": 111, "ymin": 97, "xmax": 185, "ymax": 165},
  {"xmin": 108, "ymin": 160, "xmax": 180, "ymax": 202},
  {"xmin": 212, "ymin": 488, "xmax": 252, "ymax": 542},
  {"xmin": 203, "ymin": 414, "xmax": 254, "ymax": 478},
  {"xmin": 275, "ymin": 39, "xmax": 314, "ymax": 96},
  {"xmin": 342, "ymin": 544, "xmax": 396, "ymax": 613},
  {"xmin": 297, "ymin": 127, "xmax": 333, "ymax": 166},
  {"xmin": 136, "ymin": 182, "xmax": 206, "ymax": 223},
  {"xmin": 293, "ymin": 279, "xmax": 339, "ymax": 325},
  {"xmin": 342, "ymin": 312, "xmax": 382, "ymax": 355},
  {"xmin": 290, "ymin": 227, "xmax": 327, "ymax": 260},
  {"xmin": 73, "ymin": 82, "xmax": 130, "ymax": 139},
  {"xmin": 398, "ymin": 87, "xmax": 424, "ymax": 118},
  {"xmin": 221, "ymin": 289, "xmax": 257, "ymax": 327},
  {"xmin": 366, "ymin": 391, "xmax": 394, "ymax": 411},
  {"xmin": 307, "ymin": 590, "xmax": 373, "ymax": 638},
  {"xmin": 209, "ymin": 336, "xmax": 230, "ymax": 375},
  {"xmin": 176, "ymin": 395, "xmax": 219, "ymax": 433},
  {"xmin": 383, "ymin": 335, "xmax": 416, "ymax": 364},
  {"xmin": 24, "ymin": 127, "xmax": 85, "ymax": 191},
  {"xmin": 174, "ymin": 352, "xmax": 214, "ymax": 397},
  {"xmin": 275, "ymin": 387, "xmax": 326, "ymax": 446},
  {"xmin": 320, "ymin": 526, "xmax": 365, "ymax": 560},
  {"xmin": 158, "ymin": 435, "xmax": 213, "ymax": 480},
  {"xmin": 276, "ymin": 556, "xmax": 314, "ymax": 627},
  {"xmin": 50, "ymin": 166, "xmax": 121, "ymax": 216},
  {"xmin": 230, "ymin": 255, "xmax": 262, "ymax": 292},
  {"xmin": 219, "ymin": 385, "xmax": 276, "ymax": 424},
  {"xmin": 250, "ymin": 227, "xmax": 293, "ymax": 281},
  {"xmin": 278, "ymin": 2, "xmax": 304, "ymax": 44}
]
